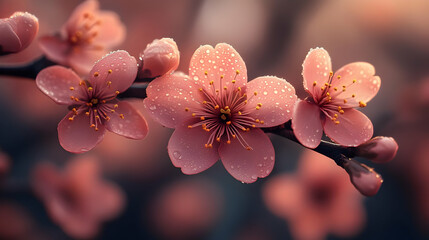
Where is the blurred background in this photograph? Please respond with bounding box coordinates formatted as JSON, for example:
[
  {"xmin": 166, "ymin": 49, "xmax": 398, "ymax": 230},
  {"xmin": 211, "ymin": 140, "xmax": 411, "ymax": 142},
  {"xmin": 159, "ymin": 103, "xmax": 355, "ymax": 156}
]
[{"xmin": 0, "ymin": 0, "xmax": 428, "ymax": 239}]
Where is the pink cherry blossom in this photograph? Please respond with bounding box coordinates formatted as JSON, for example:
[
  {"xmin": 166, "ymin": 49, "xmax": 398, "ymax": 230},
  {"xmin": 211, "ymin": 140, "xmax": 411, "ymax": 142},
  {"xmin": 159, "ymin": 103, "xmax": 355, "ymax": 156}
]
[
  {"xmin": 263, "ymin": 150, "xmax": 365, "ymax": 240},
  {"xmin": 39, "ymin": 0, "xmax": 126, "ymax": 75},
  {"xmin": 138, "ymin": 38, "xmax": 180, "ymax": 79},
  {"xmin": 0, "ymin": 12, "xmax": 38, "ymax": 55},
  {"xmin": 292, "ymin": 47, "xmax": 381, "ymax": 148},
  {"xmin": 32, "ymin": 157, "xmax": 125, "ymax": 239},
  {"xmin": 36, "ymin": 50, "xmax": 148, "ymax": 153},
  {"xmin": 356, "ymin": 136, "xmax": 398, "ymax": 163},
  {"xmin": 144, "ymin": 43, "xmax": 297, "ymax": 183}
]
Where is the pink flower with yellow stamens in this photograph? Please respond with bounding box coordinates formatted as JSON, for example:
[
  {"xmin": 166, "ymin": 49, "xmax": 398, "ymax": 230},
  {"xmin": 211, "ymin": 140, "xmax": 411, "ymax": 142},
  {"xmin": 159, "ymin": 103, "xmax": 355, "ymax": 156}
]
[
  {"xmin": 144, "ymin": 43, "xmax": 297, "ymax": 183},
  {"xmin": 39, "ymin": 0, "xmax": 126, "ymax": 75},
  {"xmin": 292, "ymin": 48, "xmax": 381, "ymax": 148},
  {"xmin": 36, "ymin": 50, "xmax": 148, "ymax": 153}
]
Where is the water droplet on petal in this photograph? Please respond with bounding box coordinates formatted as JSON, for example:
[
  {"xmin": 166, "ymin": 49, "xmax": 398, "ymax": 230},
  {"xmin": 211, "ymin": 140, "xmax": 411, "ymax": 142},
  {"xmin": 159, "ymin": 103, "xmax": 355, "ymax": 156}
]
[{"xmin": 173, "ymin": 151, "xmax": 182, "ymax": 160}]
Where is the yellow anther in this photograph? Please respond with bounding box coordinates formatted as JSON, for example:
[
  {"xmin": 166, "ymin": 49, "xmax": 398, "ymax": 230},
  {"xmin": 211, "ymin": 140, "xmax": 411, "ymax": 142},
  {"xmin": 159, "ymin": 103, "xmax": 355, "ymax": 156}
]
[
  {"xmin": 119, "ymin": 114, "xmax": 125, "ymax": 119},
  {"xmin": 236, "ymin": 70, "xmax": 240, "ymax": 74},
  {"xmin": 114, "ymin": 104, "xmax": 118, "ymax": 108},
  {"xmin": 334, "ymin": 87, "xmax": 338, "ymax": 91},
  {"xmin": 337, "ymin": 75, "xmax": 341, "ymax": 79},
  {"xmin": 320, "ymin": 87, "xmax": 325, "ymax": 91},
  {"xmin": 339, "ymin": 110, "xmax": 345, "ymax": 114},
  {"xmin": 238, "ymin": 111, "xmax": 242, "ymax": 115},
  {"xmin": 115, "ymin": 91, "xmax": 120, "ymax": 95},
  {"xmin": 255, "ymin": 119, "xmax": 260, "ymax": 123},
  {"xmin": 325, "ymin": 83, "xmax": 329, "ymax": 86},
  {"xmin": 329, "ymin": 71, "xmax": 333, "ymax": 76},
  {"xmin": 202, "ymin": 124, "xmax": 207, "ymax": 129},
  {"xmin": 68, "ymin": 117, "xmax": 74, "ymax": 121},
  {"xmin": 199, "ymin": 88, "xmax": 203, "ymax": 92},
  {"xmin": 252, "ymin": 124, "xmax": 256, "ymax": 128},
  {"xmin": 226, "ymin": 121, "xmax": 231, "ymax": 125},
  {"xmin": 254, "ymin": 91, "xmax": 258, "ymax": 96},
  {"xmin": 188, "ymin": 125, "xmax": 192, "ymax": 129},
  {"xmin": 111, "ymin": 109, "xmax": 115, "ymax": 113},
  {"xmin": 85, "ymin": 112, "xmax": 90, "ymax": 116},
  {"xmin": 257, "ymin": 103, "xmax": 262, "ymax": 107},
  {"xmin": 216, "ymin": 137, "xmax": 221, "ymax": 142},
  {"xmin": 246, "ymin": 128, "xmax": 250, "ymax": 132},
  {"xmin": 70, "ymin": 96, "xmax": 75, "ymax": 100},
  {"xmin": 185, "ymin": 108, "xmax": 189, "ymax": 112},
  {"xmin": 313, "ymin": 81, "xmax": 317, "ymax": 86},
  {"xmin": 93, "ymin": 109, "xmax": 97, "ymax": 113},
  {"xmin": 335, "ymin": 121, "xmax": 340, "ymax": 125},
  {"xmin": 225, "ymin": 106, "xmax": 229, "ymax": 110},
  {"xmin": 227, "ymin": 140, "xmax": 231, "ymax": 144},
  {"xmin": 208, "ymin": 144, "xmax": 213, "ymax": 148},
  {"xmin": 205, "ymin": 144, "xmax": 209, "ymax": 148},
  {"xmin": 108, "ymin": 69, "xmax": 112, "ymax": 74},
  {"xmin": 106, "ymin": 116, "xmax": 111, "ymax": 121},
  {"xmin": 202, "ymin": 100, "xmax": 207, "ymax": 104},
  {"xmin": 192, "ymin": 113, "xmax": 196, "ymax": 117},
  {"xmin": 88, "ymin": 87, "xmax": 93, "ymax": 91},
  {"xmin": 204, "ymin": 71, "xmax": 208, "ymax": 75},
  {"xmin": 200, "ymin": 117, "xmax": 205, "ymax": 120},
  {"xmin": 256, "ymin": 106, "xmax": 260, "ymax": 110},
  {"xmin": 338, "ymin": 106, "xmax": 342, "ymax": 110},
  {"xmin": 95, "ymin": 127, "xmax": 99, "ymax": 131},
  {"xmin": 93, "ymin": 72, "xmax": 99, "ymax": 77},
  {"xmin": 232, "ymin": 134, "xmax": 236, "ymax": 139},
  {"xmin": 359, "ymin": 101, "xmax": 367, "ymax": 107},
  {"xmin": 232, "ymin": 80, "xmax": 236, "ymax": 84},
  {"xmin": 353, "ymin": 79, "xmax": 357, "ymax": 83},
  {"xmin": 107, "ymin": 81, "xmax": 112, "ymax": 86},
  {"xmin": 101, "ymin": 100, "xmax": 106, "ymax": 104},
  {"xmin": 79, "ymin": 81, "xmax": 84, "ymax": 86},
  {"xmin": 74, "ymin": 98, "xmax": 79, "ymax": 102},
  {"xmin": 238, "ymin": 87, "xmax": 241, "ymax": 91},
  {"xmin": 90, "ymin": 124, "xmax": 96, "ymax": 128},
  {"xmin": 242, "ymin": 127, "xmax": 246, "ymax": 131},
  {"xmin": 209, "ymin": 81, "xmax": 214, "ymax": 85},
  {"xmin": 214, "ymin": 105, "xmax": 220, "ymax": 109},
  {"xmin": 342, "ymin": 85, "xmax": 346, "ymax": 88},
  {"xmin": 95, "ymin": 115, "xmax": 100, "ymax": 119},
  {"xmin": 334, "ymin": 114, "xmax": 338, "ymax": 118},
  {"xmin": 260, "ymin": 120, "xmax": 264, "ymax": 124},
  {"xmin": 72, "ymin": 107, "xmax": 77, "ymax": 112},
  {"xmin": 69, "ymin": 87, "xmax": 74, "ymax": 91},
  {"xmin": 352, "ymin": 94, "xmax": 356, "ymax": 98},
  {"xmin": 326, "ymin": 92, "xmax": 330, "ymax": 96},
  {"xmin": 220, "ymin": 75, "xmax": 224, "ymax": 79},
  {"xmin": 246, "ymin": 147, "xmax": 252, "ymax": 151},
  {"xmin": 224, "ymin": 86, "xmax": 227, "ymax": 90},
  {"xmin": 344, "ymin": 99, "xmax": 347, "ymax": 104}
]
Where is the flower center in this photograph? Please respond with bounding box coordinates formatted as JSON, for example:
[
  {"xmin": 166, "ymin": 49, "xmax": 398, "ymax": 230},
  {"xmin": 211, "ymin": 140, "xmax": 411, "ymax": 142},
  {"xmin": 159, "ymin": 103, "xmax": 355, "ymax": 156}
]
[
  {"xmin": 184, "ymin": 70, "xmax": 263, "ymax": 150},
  {"xmin": 67, "ymin": 69, "xmax": 125, "ymax": 131},
  {"xmin": 69, "ymin": 12, "xmax": 103, "ymax": 50}
]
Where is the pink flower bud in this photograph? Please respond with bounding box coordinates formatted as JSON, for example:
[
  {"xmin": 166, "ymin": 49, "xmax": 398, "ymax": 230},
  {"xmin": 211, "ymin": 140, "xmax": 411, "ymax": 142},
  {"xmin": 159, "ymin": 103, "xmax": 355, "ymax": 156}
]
[
  {"xmin": 138, "ymin": 38, "xmax": 180, "ymax": 79},
  {"xmin": 343, "ymin": 159, "xmax": 383, "ymax": 196},
  {"xmin": 356, "ymin": 136, "xmax": 398, "ymax": 163},
  {"xmin": 0, "ymin": 12, "xmax": 38, "ymax": 55}
]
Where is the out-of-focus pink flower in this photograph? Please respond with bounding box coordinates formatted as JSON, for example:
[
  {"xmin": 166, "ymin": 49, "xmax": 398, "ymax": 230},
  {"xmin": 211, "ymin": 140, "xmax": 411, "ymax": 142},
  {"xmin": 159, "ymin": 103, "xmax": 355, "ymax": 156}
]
[
  {"xmin": 0, "ymin": 151, "xmax": 10, "ymax": 179},
  {"xmin": 356, "ymin": 136, "xmax": 398, "ymax": 163},
  {"xmin": 36, "ymin": 50, "xmax": 148, "ymax": 153},
  {"xmin": 32, "ymin": 157, "xmax": 125, "ymax": 239},
  {"xmin": 263, "ymin": 150, "xmax": 365, "ymax": 240},
  {"xmin": 0, "ymin": 12, "xmax": 38, "ymax": 55},
  {"xmin": 0, "ymin": 202, "xmax": 35, "ymax": 239},
  {"xmin": 39, "ymin": 0, "xmax": 126, "ymax": 75},
  {"xmin": 292, "ymin": 47, "xmax": 380, "ymax": 148},
  {"xmin": 138, "ymin": 38, "xmax": 180, "ymax": 79},
  {"xmin": 148, "ymin": 179, "xmax": 223, "ymax": 240},
  {"xmin": 144, "ymin": 43, "xmax": 297, "ymax": 183}
]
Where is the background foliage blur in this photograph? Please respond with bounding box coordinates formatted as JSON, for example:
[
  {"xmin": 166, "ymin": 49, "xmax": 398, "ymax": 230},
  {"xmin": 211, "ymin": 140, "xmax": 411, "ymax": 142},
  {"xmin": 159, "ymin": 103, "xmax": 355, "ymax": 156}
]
[{"xmin": 0, "ymin": 0, "xmax": 428, "ymax": 239}]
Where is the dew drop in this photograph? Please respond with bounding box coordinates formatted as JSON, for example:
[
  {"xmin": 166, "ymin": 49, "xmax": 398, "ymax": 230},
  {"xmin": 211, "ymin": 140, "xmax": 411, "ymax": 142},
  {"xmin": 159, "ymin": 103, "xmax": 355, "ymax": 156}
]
[
  {"xmin": 173, "ymin": 151, "xmax": 182, "ymax": 160},
  {"xmin": 251, "ymin": 175, "xmax": 257, "ymax": 180},
  {"xmin": 149, "ymin": 105, "xmax": 156, "ymax": 110},
  {"xmin": 263, "ymin": 91, "xmax": 268, "ymax": 95}
]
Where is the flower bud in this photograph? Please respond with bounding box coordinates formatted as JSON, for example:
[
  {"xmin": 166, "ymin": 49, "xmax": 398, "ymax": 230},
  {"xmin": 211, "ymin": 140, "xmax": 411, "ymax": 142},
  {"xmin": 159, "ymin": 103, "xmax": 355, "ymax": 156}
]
[
  {"xmin": 0, "ymin": 12, "xmax": 39, "ymax": 55},
  {"xmin": 138, "ymin": 38, "xmax": 180, "ymax": 79},
  {"xmin": 343, "ymin": 159, "xmax": 383, "ymax": 196},
  {"xmin": 356, "ymin": 136, "xmax": 398, "ymax": 163}
]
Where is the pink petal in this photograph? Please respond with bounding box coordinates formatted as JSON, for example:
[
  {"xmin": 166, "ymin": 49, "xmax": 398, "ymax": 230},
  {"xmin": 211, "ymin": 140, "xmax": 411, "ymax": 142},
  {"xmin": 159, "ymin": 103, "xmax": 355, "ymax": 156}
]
[
  {"xmin": 167, "ymin": 124, "xmax": 219, "ymax": 175},
  {"xmin": 189, "ymin": 43, "xmax": 247, "ymax": 90},
  {"xmin": 105, "ymin": 101, "xmax": 148, "ymax": 139},
  {"xmin": 95, "ymin": 11, "xmax": 126, "ymax": 47},
  {"xmin": 88, "ymin": 50, "xmax": 137, "ymax": 94},
  {"xmin": 68, "ymin": 48, "xmax": 106, "ymax": 76},
  {"xmin": 36, "ymin": 66, "xmax": 85, "ymax": 105},
  {"xmin": 323, "ymin": 108, "xmax": 373, "ymax": 147},
  {"xmin": 246, "ymin": 76, "xmax": 297, "ymax": 127},
  {"xmin": 0, "ymin": 20, "xmax": 21, "ymax": 53},
  {"xmin": 58, "ymin": 112, "xmax": 106, "ymax": 153},
  {"xmin": 302, "ymin": 48, "xmax": 332, "ymax": 99},
  {"xmin": 7, "ymin": 12, "xmax": 39, "ymax": 50},
  {"xmin": 32, "ymin": 163, "xmax": 61, "ymax": 199},
  {"xmin": 64, "ymin": 0, "xmax": 99, "ymax": 34},
  {"xmin": 139, "ymin": 38, "xmax": 180, "ymax": 78},
  {"xmin": 38, "ymin": 36, "xmax": 70, "ymax": 65},
  {"xmin": 144, "ymin": 72, "xmax": 202, "ymax": 128},
  {"xmin": 93, "ymin": 183, "xmax": 125, "ymax": 219},
  {"xmin": 291, "ymin": 99, "xmax": 323, "ymax": 148},
  {"xmin": 331, "ymin": 62, "xmax": 381, "ymax": 106},
  {"xmin": 219, "ymin": 128, "xmax": 274, "ymax": 183}
]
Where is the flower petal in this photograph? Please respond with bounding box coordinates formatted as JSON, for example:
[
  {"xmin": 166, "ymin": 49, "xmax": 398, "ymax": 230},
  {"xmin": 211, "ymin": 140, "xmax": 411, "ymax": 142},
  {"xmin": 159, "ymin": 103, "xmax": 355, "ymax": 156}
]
[
  {"xmin": 246, "ymin": 76, "xmax": 297, "ymax": 127},
  {"xmin": 302, "ymin": 47, "xmax": 332, "ymax": 99},
  {"xmin": 219, "ymin": 128, "xmax": 274, "ymax": 183},
  {"xmin": 88, "ymin": 50, "xmax": 137, "ymax": 94},
  {"xmin": 58, "ymin": 112, "xmax": 106, "ymax": 153},
  {"xmin": 36, "ymin": 66, "xmax": 85, "ymax": 105},
  {"xmin": 168, "ymin": 124, "xmax": 219, "ymax": 175},
  {"xmin": 96, "ymin": 11, "xmax": 126, "ymax": 47},
  {"xmin": 189, "ymin": 43, "xmax": 247, "ymax": 90},
  {"xmin": 323, "ymin": 108, "xmax": 373, "ymax": 147},
  {"xmin": 64, "ymin": 0, "xmax": 98, "ymax": 34},
  {"xmin": 144, "ymin": 72, "xmax": 202, "ymax": 128},
  {"xmin": 331, "ymin": 62, "xmax": 381, "ymax": 106},
  {"xmin": 38, "ymin": 36, "xmax": 70, "ymax": 65},
  {"xmin": 8, "ymin": 12, "xmax": 39, "ymax": 50},
  {"xmin": 0, "ymin": 20, "xmax": 21, "ymax": 53},
  {"xmin": 291, "ymin": 99, "xmax": 323, "ymax": 149},
  {"xmin": 105, "ymin": 101, "xmax": 148, "ymax": 139}
]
